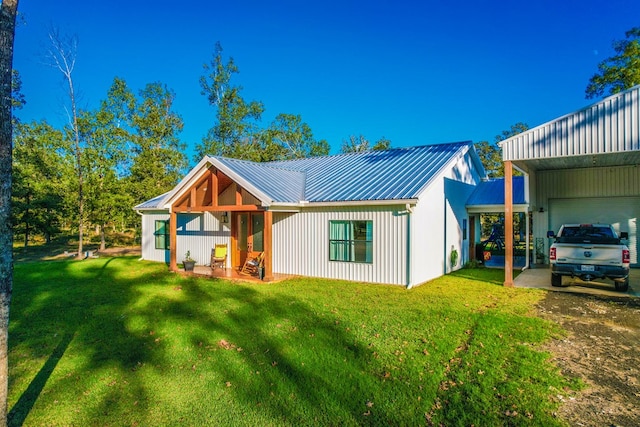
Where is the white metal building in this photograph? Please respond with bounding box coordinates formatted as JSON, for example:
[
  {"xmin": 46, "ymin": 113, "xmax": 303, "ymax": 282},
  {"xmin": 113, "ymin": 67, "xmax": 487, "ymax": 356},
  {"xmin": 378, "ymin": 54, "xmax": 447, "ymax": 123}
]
[
  {"xmin": 500, "ymin": 85, "xmax": 640, "ymax": 283},
  {"xmin": 134, "ymin": 141, "xmax": 486, "ymax": 287}
]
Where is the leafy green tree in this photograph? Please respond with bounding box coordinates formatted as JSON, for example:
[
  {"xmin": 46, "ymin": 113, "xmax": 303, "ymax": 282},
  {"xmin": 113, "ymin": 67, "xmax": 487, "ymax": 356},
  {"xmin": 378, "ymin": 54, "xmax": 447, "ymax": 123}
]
[
  {"xmin": 475, "ymin": 140, "xmax": 502, "ymax": 178},
  {"xmin": 127, "ymin": 82, "xmax": 187, "ymax": 205},
  {"xmin": 11, "ymin": 69, "xmax": 25, "ymax": 113},
  {"xmin": 586, "ymin": 27, "xmax": 640, "ymax": 99},
  {"xmin": 372, "ymin": 137, "xmax": 391, "ymax": 151},
  {"xmin": 341, "ymin": 135, "xmax": 391, "ymax": 153},
  {"xmin": 262, "ymin": 113, "xmax": 329, "ymax": 160},
  {"xmin": 12, "ymin": 121, "xmax": 70, "ymax": 245},
  {"xmin": 79, "ymin": 78, "xmax": 135, "ymax": 249},
  {"xmin": 476, "ymin": 122, "xmax": 529, "ymax": 177},
  {"xmin": 197, "ymin": 42, "xmax": 264, "ymax": 160}
]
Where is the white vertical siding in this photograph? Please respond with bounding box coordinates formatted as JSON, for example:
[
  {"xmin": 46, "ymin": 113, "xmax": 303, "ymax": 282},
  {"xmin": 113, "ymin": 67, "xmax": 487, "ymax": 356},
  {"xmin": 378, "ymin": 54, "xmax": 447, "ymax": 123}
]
[
  {"xmin": 273, "ymin": 206, "xmax": 408, "ymax": 285},
  {"xmin": 410, "ymin": 179, "xmax": 445, "ymax": 285},
  {"xmin": 410, "ymin": 148, "xmax": 483, "ymax": 286},
  {"xmin": 141, "ymin": 212, "xmax": 170, "ymax": 262},
  {"xmin": 175, "ymin": 212, "xmax": 231, "ymax": 267},
  {"xmin": 141, "ymin": 211, "xmax": 231, "ymax": 267},
  {"xmin": 503, "ymin": 86, "xmax": 640, "ymax": 161}
]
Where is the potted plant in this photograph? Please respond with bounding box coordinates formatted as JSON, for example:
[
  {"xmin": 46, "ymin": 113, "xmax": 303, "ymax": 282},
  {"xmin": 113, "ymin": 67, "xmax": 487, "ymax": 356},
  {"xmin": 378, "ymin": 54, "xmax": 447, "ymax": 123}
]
[{"xmin": 183, "ymin": 251, "xmax": 195, "ymax": 272}]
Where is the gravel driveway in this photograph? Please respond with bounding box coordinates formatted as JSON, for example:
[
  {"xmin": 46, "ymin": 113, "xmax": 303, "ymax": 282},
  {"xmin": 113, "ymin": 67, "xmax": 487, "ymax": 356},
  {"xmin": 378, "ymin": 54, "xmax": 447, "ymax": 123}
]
[{"xmin": 536, "ymin": 291, "xmax": 640, "ymax": 426}]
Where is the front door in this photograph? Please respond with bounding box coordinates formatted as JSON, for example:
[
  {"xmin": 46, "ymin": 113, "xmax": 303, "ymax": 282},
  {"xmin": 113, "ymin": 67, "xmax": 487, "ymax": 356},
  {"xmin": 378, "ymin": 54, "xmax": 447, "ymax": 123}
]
[{"xmin": 233, "ymin": 212, "xmax": 264, "ymax": 268}]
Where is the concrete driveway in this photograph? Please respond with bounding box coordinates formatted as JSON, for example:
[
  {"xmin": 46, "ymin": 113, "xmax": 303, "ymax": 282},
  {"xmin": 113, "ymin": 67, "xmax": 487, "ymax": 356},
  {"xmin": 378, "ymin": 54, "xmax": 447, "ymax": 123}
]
[{"xmin": 514, "ymin": 267, "xmax": 640, "ymax": 297}]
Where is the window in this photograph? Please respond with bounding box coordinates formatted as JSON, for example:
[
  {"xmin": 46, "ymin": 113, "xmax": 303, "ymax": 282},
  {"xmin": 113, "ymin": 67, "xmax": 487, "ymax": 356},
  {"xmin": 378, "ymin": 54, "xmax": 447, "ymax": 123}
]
[
  {"xmin": 154, "ymin": 220, "xmax": 170, "ymax": 250},
  {"xmin": 329, "ymin": 220, "xmax": 373, "ymax": 263}
]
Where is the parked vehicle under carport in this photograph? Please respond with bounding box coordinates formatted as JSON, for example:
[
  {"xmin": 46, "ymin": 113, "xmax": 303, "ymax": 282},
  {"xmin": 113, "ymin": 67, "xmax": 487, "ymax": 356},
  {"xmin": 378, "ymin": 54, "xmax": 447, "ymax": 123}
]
[{"xmin": 548, "ymin": 224, "xmax": 630, "ymax": 292}]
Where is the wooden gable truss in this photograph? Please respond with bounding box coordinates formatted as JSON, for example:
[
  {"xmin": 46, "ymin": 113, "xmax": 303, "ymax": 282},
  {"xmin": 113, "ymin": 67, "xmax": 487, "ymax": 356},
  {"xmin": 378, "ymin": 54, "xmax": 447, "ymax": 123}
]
[{"xmin": 168, "ymin": 166, "xmax": 273, "ymax": 280}]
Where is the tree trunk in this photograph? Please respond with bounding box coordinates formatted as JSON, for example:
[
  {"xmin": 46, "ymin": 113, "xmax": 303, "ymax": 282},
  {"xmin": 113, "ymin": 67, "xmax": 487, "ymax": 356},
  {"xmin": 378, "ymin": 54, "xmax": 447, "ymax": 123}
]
[
  {"xmin": 100, "ymin": 223, "xmax": 106, "ymax": 251},
  {"xmin": 0, "ymin": 1, "xmax": 18, "ymax": 425}
]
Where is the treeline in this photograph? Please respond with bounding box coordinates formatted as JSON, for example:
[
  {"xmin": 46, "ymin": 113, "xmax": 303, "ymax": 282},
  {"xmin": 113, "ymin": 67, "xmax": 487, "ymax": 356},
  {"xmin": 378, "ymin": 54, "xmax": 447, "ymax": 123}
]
[
  {"xmin": 12, "ymin": 40, "xmax": 391, "ymax": 251},
  {"xmin": 12, "ymin": 78, "xmax": 186, "ymax": 249}
]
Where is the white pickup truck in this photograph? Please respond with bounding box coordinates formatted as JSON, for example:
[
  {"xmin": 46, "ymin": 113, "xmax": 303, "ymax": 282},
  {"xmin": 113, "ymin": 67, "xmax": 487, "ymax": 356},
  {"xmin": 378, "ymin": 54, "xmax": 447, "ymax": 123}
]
[{"xmin": 547, "ymin": 224, "xmax": 630, "ymax": 292}]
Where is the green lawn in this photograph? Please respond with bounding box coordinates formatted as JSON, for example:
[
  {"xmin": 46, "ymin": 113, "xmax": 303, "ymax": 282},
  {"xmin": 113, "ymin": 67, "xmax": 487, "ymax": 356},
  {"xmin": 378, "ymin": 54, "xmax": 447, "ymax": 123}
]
[{"xmin": 9, "ymin": 257, "xmax": 576, "ymax": 426}]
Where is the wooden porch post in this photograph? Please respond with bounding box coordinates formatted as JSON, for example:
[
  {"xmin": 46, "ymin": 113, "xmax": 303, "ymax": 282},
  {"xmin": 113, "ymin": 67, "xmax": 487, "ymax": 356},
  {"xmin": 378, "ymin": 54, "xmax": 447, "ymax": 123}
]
[
  {"xmin": 504, "ymin": 161, "xmax": 514, "ymax": 287},
  {"xmin": 169, "ymin": 210, "xmax": 177, "ymax": 271},
  {"xmin": 263, "ymin": 210, "xmax": 273, "ymax": 281}
]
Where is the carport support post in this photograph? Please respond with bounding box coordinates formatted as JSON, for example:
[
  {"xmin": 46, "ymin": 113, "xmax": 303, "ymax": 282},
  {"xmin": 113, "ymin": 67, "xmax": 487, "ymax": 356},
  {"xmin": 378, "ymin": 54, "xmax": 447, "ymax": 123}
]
[{"xmin": 504, "ymin": 161, "xmax": 514, "ymax": 287}]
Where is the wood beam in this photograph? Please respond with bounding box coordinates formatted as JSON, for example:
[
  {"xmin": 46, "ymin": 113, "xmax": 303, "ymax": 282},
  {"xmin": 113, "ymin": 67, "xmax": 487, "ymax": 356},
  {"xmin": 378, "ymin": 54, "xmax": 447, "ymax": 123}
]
[
  {"xmin": 169, "ymin": 211, "xmax": 177, "ymax": 271},
  {"xmin": 235, "ymin": 184, "xmax": 243, "ymax": 206},
  {"xmin": 210, "ymin": 169, "xmax": 218, "ymax": 206},
  {"xmin": 190, "ymin": 187, "xmax": 196, "ymax": 208},
  {"xmin": 173, "ymin": 205, "xmax": 262, "ymax": 213},
  {"xmin": 504, "ymin": 161, "xmax": 514, "ymax": 287},
  {"xmin": 263, "ymin": 210, "xmax": 273, "ymax": 281}
]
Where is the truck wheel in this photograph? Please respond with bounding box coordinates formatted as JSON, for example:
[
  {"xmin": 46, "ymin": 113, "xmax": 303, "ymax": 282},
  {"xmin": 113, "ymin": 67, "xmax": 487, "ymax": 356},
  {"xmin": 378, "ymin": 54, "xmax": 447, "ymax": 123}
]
[
  {"xmin": 615, "ymin": 278, "xmax": 629, "ymax": 292},
  {"xmin": 551, "ymin": 273, "xmax": 562, "ymax": 287}
]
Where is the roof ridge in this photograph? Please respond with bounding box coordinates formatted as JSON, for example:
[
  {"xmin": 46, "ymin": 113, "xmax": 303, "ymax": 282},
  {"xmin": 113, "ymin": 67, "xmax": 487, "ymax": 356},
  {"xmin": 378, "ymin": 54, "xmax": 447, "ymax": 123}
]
[
  {"xmin": 213, "ymin": 155, "xmax": 306, "ymax": 174},
  {"xmin": 264, "ymin": 140, "xmax": 472, "ymax": 165}
]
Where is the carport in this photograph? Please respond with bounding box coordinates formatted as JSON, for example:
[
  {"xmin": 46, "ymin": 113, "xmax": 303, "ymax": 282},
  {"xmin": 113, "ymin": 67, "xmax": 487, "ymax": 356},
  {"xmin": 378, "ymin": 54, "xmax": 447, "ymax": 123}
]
[{"xmin": 499, "ymin": 85, "xmax": 640, "ymax": 287}]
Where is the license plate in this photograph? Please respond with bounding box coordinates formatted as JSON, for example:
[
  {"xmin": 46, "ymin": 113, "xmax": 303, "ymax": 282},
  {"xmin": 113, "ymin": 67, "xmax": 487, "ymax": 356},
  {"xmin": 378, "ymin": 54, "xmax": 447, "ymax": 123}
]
[{"xmin": 581, "ymin": 265, "xmax": 595, "ymax": 272}]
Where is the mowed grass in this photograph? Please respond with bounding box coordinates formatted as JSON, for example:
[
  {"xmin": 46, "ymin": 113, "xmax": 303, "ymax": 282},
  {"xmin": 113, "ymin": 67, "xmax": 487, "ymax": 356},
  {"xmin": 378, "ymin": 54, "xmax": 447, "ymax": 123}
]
[{"xmin": 9, "ymin": 257, "xmax": 576, "ymax": 426}]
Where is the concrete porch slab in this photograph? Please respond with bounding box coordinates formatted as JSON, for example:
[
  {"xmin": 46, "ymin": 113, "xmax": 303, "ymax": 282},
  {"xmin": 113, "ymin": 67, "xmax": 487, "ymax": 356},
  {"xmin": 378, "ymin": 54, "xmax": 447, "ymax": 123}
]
[{"xmin": 514, "ymin": 266, "xmax": 639, "ymax": 297}]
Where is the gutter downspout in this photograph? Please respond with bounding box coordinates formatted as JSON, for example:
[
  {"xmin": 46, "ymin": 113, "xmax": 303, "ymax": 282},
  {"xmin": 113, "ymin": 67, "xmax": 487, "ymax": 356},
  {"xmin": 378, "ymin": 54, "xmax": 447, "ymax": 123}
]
[
  {"xmin": 443, "ymin": 193, "xmax": 448, "ymax": 277},
  {"xmin": 405, "ymin": 203, "xmax": 413, "ymax": 289}
]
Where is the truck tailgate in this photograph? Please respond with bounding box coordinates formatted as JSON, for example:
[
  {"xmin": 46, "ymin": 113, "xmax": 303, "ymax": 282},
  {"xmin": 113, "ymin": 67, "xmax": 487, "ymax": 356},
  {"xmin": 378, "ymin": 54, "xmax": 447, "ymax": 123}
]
[{"xmin": 554, "ymin": 244, "xmax": 623, "ymax": 266}]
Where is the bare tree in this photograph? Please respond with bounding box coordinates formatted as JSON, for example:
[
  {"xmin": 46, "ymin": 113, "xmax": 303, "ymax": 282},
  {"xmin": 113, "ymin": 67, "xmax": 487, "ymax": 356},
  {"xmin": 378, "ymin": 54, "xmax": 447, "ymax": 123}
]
[
  {"xmin": 46, "ymin": 29, "xmax": 85, "ymax": 258},
  {"xmin": 0, "ymin": 1, "xmax": 19, "ymax": 424}
]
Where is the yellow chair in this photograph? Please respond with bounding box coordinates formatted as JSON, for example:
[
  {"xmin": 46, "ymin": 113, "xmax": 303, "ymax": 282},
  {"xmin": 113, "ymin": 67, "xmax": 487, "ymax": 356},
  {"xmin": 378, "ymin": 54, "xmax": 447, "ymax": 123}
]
[
  {"xmin": 240, "ymin": 252, "xmax": 264, "ymax": 276},
  {"xmin": 210, "ymin": 244, "xmax": 228, "ymax": 270}
]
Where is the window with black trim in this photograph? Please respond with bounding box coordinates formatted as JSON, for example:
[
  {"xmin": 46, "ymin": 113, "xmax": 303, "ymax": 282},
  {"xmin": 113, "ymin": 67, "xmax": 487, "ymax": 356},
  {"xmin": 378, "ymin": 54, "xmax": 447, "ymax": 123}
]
[
  {"xmin": 329, "ymin": 220, "xmax": 373, "ymax": 263},
  {"xmin": 154, "ymin": 220, "xmax": 170, "ymax": 250}
]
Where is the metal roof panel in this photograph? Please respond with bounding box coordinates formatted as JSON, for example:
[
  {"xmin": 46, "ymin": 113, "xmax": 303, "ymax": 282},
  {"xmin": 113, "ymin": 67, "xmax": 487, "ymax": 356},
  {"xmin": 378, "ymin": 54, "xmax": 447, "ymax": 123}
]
[
  {"xmin": 466, "ymin": 177, "xmax": 526, "ymax": 206},
  {"xmin": 267, "ymin": 141, "xmax": 472, "ymax": 202},
  {"xmin": 214, "ymin": 157, "xmax": 306, "ymax": 203},
  {"xmin": 134, "ymin": 192, "xmax": 170, "ymax": 210}
]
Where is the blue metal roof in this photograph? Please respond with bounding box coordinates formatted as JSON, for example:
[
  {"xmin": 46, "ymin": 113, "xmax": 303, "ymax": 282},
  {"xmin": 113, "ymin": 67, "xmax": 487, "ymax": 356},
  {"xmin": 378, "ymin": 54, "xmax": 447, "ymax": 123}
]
[
  {"xmin": 214, "ymin": 157, "xmax": 306, "ymax": 203},
  {"xmin": 134, "ymin": 192, "xmax": 170, "ymax": 210},
  {"xmin": 261, "ymin": 141, "xmax": 473, "ymax": 203},
  {"xmin": 137, "ymin": 141, "xmax": 478, "ymax": 209},
  {"xmin": 466, "ymin": 176, "xmax": 526, "ymax": 206}
]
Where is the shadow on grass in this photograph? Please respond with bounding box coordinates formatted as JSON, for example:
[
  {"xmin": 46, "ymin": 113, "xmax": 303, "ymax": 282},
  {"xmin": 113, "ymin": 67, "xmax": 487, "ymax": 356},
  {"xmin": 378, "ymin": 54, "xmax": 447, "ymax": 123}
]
[
  {"xmin": 9, "ymin": 257, "xmax": 165, "ymax": 426},
  {"xmin": 10, "ymin": 257, "xmax": 394, "ymax": 425},
  {"xmin": 8, "ymin": 332, "xmax": 74, "ymax": 426}
]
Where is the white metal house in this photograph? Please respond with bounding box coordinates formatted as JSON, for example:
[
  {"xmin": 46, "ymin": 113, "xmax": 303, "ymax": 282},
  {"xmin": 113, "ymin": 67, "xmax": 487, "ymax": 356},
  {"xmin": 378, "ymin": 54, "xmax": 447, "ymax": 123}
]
[{"xmin": 134, "ymin": 141, "xmax": 486, "ymax": 287}]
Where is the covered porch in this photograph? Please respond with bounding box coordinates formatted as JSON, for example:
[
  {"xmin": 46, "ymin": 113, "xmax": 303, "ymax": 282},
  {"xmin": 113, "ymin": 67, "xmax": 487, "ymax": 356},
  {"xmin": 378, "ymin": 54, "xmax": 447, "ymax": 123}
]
[
  {"xmin": 165, "ymin": 163, "xmax": 275, "ymax": 281},
  {"xmin": 188, "ymin": 265, "xmax": 295, "ymax": 283}
]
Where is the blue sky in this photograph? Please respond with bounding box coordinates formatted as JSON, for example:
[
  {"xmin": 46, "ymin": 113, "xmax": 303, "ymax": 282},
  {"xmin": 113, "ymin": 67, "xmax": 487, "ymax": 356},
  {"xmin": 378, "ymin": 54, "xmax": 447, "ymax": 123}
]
[{"xmin": 13, "ymin": 0, "xmax": 640, "ymax": 164}]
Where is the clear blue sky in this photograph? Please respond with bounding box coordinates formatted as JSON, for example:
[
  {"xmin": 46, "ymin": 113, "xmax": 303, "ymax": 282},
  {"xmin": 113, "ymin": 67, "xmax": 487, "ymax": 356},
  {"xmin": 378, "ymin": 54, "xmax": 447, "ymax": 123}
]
[{"xmin": 13, "ymin": 0, "xmax": 640, "ymax": 165}]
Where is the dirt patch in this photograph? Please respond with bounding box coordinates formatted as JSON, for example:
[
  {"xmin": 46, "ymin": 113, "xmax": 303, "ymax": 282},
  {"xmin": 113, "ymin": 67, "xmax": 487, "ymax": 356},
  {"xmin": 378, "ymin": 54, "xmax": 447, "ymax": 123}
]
[
  {"xmin": 14, "ymin": 245, "xmax": 141, "ymax": 262},
  {"xmin": 94, "ymin": 246, "xmax": 141, "ymax": 257},
  {"xmin": 536, "ymin": 291, "xmax": 640, "ymax": 426}
]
